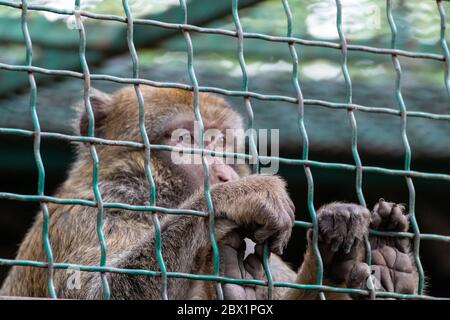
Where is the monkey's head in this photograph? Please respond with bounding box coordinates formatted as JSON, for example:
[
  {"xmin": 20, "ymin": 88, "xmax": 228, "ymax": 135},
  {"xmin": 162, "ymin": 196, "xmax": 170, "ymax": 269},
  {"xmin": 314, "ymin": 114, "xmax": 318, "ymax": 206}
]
[{"xmin": 77, "ymin": 86, "xmax": 250, "ymax": 194}]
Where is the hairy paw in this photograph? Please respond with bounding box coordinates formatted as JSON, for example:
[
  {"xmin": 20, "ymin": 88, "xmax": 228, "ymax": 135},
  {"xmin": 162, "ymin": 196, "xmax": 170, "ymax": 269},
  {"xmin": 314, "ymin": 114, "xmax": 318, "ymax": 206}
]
[
  {"xmin": 308, "ymin": 202, "xmax": 370, "ymax": 283},
  {"xmin": 220, "ymin": 232, "xmax": 264, "ymax": 300},
  {"xmin": 367, "ymin": 199, "xmax": 418, "ymax": 296},
  {"xmin": 371, "ymin": 198, "xmax": 409, "ymax": 232},
  {"xmin": 189, "ymin": 175, "xmax": 295, "ymax": 255},
  {"xmin": 317, "ymin": 202, "xmax": 371, "ymax": 254},
  {"xmin": 222, "ymin": 175, "xmax": 295, "ymax": 255},
  {"xmin": 347, "ymin": 253, "xmax": 416, "ymax": 298}
]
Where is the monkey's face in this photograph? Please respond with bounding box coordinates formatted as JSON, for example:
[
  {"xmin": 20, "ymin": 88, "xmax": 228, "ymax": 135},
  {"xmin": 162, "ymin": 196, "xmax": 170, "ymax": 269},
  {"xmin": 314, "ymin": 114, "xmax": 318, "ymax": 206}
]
[
  {"xmin": 161, "ymin": 112, "xmax": 242, "ymax": 189},
  {"xmin": 80, "ymin": 87, "xmax": 249, "ymax": 192}
]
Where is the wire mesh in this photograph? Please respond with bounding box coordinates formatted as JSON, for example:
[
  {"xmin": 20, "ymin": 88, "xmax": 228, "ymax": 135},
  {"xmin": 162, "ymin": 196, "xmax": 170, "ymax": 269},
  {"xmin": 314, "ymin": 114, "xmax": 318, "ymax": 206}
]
[{"xmin": 0, "ymin": 0, "xmax": 449, "ymax": 300}]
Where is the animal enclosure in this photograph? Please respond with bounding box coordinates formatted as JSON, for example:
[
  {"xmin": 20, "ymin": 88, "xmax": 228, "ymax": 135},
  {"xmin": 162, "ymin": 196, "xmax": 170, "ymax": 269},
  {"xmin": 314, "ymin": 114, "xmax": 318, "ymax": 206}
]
[{"xmin": 0, "ymin": 0, "xmax": 449, "ymax": 300}]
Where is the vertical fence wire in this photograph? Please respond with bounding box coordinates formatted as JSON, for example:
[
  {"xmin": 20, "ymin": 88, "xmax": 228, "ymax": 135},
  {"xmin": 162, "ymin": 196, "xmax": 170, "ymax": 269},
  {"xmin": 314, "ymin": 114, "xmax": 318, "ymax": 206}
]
[
  {"xmin": 335, "ymin": 0, "xmax": 376, "ymax": 298},
  {"xmin": 178, "ymin": 0, "xmax": 223, "ymax": 300},
  {"xmin": 0, "ymin": 0, "xmax": 449, "ymax": 301},
  {"xmin": 386, "ymin": 0, "xmax": 425, "ymax": 294},
  {"xmin": 74, "ymin": 0, "xmax": 110, "ymax": 300},
  {"xmin": 334, "ymin": 0, "xmax": 366, "ymax": 210},
  {"xmin": 231, "ymin": 0, "xmax": 275, "ymax": 300},
  {"xmin": 281, "ymin": 0, "xmax": 325, "ymax": 300},
  {"xmin": 122, "ymin": 0, "xmax": 168, "ymax": 300},
  {"xmin": 437, "ymin": 0, "xmax": 450, "ymax": 113},
  {"xmin": 231, "ymin": 0, "xmax": 259, "ymax": 175},
  {"xmin": 20, "ymin": 0, "xmax": 56, "ymax": 299}
]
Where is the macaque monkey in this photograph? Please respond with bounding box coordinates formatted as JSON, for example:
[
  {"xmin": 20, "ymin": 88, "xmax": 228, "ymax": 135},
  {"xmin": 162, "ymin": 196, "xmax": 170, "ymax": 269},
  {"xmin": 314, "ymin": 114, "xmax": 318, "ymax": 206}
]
[{"xmin": 0, "ymin": 86, "xmax": 419, "ymax": 299}]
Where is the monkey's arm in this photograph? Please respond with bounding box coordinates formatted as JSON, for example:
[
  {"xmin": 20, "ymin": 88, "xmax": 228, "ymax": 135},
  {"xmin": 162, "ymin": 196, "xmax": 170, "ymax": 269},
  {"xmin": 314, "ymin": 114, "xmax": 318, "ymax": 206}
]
[
  {"xmin": 283, "ymin": 202, "xmax": 370, "ymax": 300},
  {"xmin": 223, "ymin": 200, "xmax": 419, "ymax": 300},
  {"xmin": 101, "ymin": 214, "xmax": 212, "ymax": 299},
  {"xmin": 46, "ymin": 209, "xmax": 212, "ymax": 299},
  {"xmin": 352, "ymin": 200, "xmax": 419, "ymax": 297},
  {"xmin": 73, "ymin": 174, "xmax": 293, "ymax": 299},
  {"xmin": 284, "ymin": 200, "xmax": 419, "ymax": 299}
]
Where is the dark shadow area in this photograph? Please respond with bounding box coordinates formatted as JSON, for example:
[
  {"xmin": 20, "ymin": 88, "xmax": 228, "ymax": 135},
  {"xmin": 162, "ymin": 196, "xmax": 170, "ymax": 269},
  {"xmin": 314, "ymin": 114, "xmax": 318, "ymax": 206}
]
[{"xmin": 0, "ymin": 135, "xmax": 448, "ymax": 297}]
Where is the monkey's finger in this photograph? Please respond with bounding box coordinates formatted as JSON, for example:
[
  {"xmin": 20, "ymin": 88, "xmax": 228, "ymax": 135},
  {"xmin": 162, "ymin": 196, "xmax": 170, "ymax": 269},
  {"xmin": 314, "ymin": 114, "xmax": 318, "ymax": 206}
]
[
  {"xmin": 342, "ymin": 236, "xmax": 355, "ymax": 255},
  {"xmin": 392, "ymin": 271, "xmax": 416, "ymax": 294},
  {"xmin": 221, "ymin": 231, "xmax": 245, "ymax": 249},
  {"xmin": 244, "ymin": 254, "xmax": 263, "ymax": 280},
  {"xmin": 258, "ymin": 212, "xmax": 293, "ymax": 253},
  {"xmin": 255, "ymin": 228, "xmax": 287, "ymax": 255},
  {"xmin": 220, "ymin": 233, "xmax": 246, "ymax": 280},
  {"xmin": 220, "ymin": 245, "xmax": 240, "ymax": 278},
  {"xmin": 387, "ymin": 206, "xmax": 409, "ymax": 232},
  {"xmin": 222, "ymin": 236, "xmax": 260, "ymax": 300},
  {"xmin": 330, "ymin": 235, "xmax": 344, "ymax": 252},
  {"xmin": 346, "ymin": 263, "xmax": 385, "ymax": 300},
  {"xmin": 236, "ymin": 237, "xmax": 249, "ymax": 280},
  {"xmin": 254, "ymin": 244, "xmax": 264, "ymax": 260},
  {"xmin": 254, "ymin": 226, "xmax": 277, "ymax": 245},
  {"xmin": 222, "ymin": 284, "xmax": 248, "ymax": 300},
  {"xmin": 371, "ymin": 199, "xmax": 397, "ymax": 230},
  {"xmin": 269, "ymin": 228, "xmax": 292, "ymax": 255},
  {"xmin": 243, "ymin": 286, "xmax": 257, "ymax": 300},
  {"xmin": 241, "ymin": 255, "xmax": 262, "ymax": 300},
  {"xmin": 220, "ymin": 250, "xmax": 250, "ymax": 300},
  {"xmin": 346, "ymin": 262, "xmax": 370, "ymax": 292}
]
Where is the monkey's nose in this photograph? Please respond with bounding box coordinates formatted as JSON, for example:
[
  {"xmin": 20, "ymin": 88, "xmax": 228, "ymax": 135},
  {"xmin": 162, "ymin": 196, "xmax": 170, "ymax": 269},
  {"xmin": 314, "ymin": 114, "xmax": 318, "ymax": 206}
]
[{"xmin": 211, "ymin": 163, "xmax": 239, "ymax": 183}]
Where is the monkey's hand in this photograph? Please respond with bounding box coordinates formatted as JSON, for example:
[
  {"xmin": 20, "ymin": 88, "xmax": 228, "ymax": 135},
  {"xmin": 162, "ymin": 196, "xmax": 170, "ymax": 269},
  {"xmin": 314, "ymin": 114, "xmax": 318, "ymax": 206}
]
[
  {"xmin": 347, "ymin": 199, "xmax": 418, "ymax": 298},
  {"xmin": 184, "ymin": 174, "xmax": 295, "ymax": 255},
  {"xmin": 307, "ymin": 202, "xmax": 371, "ymax": 287},
  {"xmin": 220, "ymin": 232, "xmax": 264, "ymax": 300}
]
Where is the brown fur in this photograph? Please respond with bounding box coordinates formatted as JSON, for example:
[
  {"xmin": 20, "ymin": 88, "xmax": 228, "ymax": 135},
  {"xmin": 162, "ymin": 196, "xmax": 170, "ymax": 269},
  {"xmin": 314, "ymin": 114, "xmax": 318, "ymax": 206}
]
[{"xmin": 0, "ymin": 86, "xmax": 418, "ymax": 299}]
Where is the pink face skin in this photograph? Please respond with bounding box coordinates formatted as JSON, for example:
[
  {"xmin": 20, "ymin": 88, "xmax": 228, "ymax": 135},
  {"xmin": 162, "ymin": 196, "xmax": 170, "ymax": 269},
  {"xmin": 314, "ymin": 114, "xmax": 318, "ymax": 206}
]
[{"xmin": 164, "ymin": 121, "xmax": 240, "ymax": 189}]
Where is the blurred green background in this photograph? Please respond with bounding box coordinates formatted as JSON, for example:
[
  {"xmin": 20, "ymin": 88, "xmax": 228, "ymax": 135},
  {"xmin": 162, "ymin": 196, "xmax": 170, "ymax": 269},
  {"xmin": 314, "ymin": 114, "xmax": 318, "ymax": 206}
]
[{"xmin": 0, "ymin": 0, "xmax": 449, "ymax": 297}]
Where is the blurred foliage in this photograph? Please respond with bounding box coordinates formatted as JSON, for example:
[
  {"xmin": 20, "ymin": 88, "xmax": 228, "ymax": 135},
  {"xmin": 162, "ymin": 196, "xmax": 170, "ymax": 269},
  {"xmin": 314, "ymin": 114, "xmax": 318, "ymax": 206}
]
[
  {"xmin": 1, "ymin": 0, "xmax": 449, "ymax": 140},
  {"xmin": 1, "ymin": 0, "xmax": 445, "ymax": 43},
  {"xmin": 2, "ymin": 0, "xmax": 183, "ymax": 17},
  {"xmin": 1, "ymin": 0, "xmax": 448, "ymax": 85},
  {"xmin": 183, "ymin": 0, "xmax": 448, "ymax": 85}
]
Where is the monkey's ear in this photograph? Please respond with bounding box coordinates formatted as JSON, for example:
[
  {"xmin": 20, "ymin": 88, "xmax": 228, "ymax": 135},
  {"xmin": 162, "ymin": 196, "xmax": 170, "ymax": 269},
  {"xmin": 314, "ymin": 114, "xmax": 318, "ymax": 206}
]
[{"xmin": 80, "ymin": 88, "xmax": 111, "ymax": 137}]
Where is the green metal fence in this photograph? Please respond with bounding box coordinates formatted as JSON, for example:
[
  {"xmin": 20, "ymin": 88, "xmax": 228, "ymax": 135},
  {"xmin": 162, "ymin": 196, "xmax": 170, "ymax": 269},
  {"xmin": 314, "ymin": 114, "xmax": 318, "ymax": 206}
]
[{"xmin": 0, "ymin": 0, "xmax": 450, "ymax": 300}]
